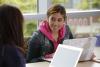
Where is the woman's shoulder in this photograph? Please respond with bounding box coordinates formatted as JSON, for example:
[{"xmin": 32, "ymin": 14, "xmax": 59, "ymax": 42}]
[
  {"xmin": 32, "ymin": 30, "xmax": 42, "ymax": 36},
  {"xmin": 64, "ymin": 24, "xmax": 71, "ymax": 33},
  {"xmin": 65, "ymin": 24, "xmax": 70, "ymax": 30},
  {"xmin": 31, "ymin": 30, "xmax": 45, "ymax": 40},
  {"xmin": 0, "ymin": 45, "xmax": 24, "ymax": 58},
  {"xmin": 64, "ymin": 24, "xmax": 73, "ymax": 39}
]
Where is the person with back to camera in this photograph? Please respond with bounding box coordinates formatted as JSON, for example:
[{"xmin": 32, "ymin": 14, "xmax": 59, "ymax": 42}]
[
  {"xmin": 0, "ymin": 4, "xmax": 26, "ymax": 67},
  {"xmin": 27, "ymin": 4, "xmax": 73, "ymax": 63}
]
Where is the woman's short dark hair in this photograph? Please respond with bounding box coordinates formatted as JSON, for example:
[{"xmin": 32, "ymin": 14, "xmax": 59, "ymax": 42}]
[
  {"xmin": 0, "ymin": 4, "xmax": 24, "ymax": 47},
  {"xmin": 47, "ymin": 4, "xmax": 66, "ymax": 20}
]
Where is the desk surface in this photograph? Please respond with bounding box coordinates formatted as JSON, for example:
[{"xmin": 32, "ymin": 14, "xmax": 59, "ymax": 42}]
[
  {"xmin": 26, "ymin": 47, "xmax": 100, "ymax": 67},
  {"xmin": 26, "ymin": 61, "xmax": 100, "ymax": 67}
]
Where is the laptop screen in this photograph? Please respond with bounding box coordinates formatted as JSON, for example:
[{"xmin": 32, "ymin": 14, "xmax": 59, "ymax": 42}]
[
  {"xmin": 49, "ymin": 44, "xmax": 83, "ymax": 67},
  {"xmin": 63, "ymin": 37, "xmax": 97, "ymax": 61}
]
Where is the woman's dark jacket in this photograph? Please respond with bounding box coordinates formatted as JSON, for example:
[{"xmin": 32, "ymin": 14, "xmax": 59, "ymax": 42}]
[{"xmin": 27, "ymin": 25, "xmax": 73, "ymax": 63}]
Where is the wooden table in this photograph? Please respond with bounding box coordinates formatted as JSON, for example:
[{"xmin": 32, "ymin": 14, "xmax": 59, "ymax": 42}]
[{"xmin": 26, "ymin": 61, "xmax": 100, "ymax": 67}]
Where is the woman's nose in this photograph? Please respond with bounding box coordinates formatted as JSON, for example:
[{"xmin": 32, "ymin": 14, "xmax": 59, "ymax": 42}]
[{"xmin": 53, "ymin": 21, "xmax": 58, "ymax": 26}]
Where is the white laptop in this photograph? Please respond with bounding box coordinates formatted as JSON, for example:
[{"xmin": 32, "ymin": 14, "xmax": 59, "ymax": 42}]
[
  {"xmin": 49, "ymin": 44, "xmax": 83, "ymax": 67},
  {"xmin": 63, "ymin": 37, "xmax": 97, "ymax": 61}
]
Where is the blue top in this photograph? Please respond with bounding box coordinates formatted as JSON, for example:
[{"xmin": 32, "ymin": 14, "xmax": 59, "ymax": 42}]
[{"xmin": 0, "ymin": 45, "xmax": 26, "ymax": 67}]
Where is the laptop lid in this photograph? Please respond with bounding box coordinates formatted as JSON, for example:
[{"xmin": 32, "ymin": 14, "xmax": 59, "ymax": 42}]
[
  {"xmin": 49, "ymin": 44, "xmax": 83, "ymax": 67},
  {"xmin": 63, "ymin": 37, "xmax": 97, "ymax": 61}
]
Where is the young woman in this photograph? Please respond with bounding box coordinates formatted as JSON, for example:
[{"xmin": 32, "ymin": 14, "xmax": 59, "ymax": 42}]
[
  {"xmin": 27, "ymin": 4, "xmax": 73, "ymax": 63},
  {"xmin": 0, "ymin": 4, "xmax": 26, "ymax": 67}
]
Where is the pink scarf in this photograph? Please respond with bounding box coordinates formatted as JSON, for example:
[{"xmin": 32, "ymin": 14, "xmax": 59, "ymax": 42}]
[{"xmin": 39, "ymin": 20, "xmax": 65, "ymax": 50}]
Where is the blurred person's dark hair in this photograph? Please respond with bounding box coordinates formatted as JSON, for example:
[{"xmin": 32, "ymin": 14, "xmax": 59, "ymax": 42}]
[{"xmin": 0, "ymin": 4, "xmax": 25, "ymax": 52}]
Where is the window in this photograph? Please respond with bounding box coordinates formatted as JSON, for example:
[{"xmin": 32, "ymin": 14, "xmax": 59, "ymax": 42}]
[
  {"xmin": 0, "ymin": 0, "xmax": 37, "ymax": 13},
  {"xmin": 0, "ymin": 0, "xmax": 38, "ymax": 37},
  {"xmin": 1, "ymin": 0, "xmax": 100, "ymax": 37}
]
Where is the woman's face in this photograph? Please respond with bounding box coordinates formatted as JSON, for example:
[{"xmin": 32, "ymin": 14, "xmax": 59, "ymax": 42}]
[{"xmin": 48, "ymin": 13, "xmax": 65, "ymax": 32}]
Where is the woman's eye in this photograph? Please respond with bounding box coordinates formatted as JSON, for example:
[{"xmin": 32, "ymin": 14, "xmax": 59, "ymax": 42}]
[
  {"xmin": 51, "ymin": 17, "xmax": 56, "ymax": 21},
  {"xmin": 58, "ymin": 18, "xmax": 63, "ymax": 22}
]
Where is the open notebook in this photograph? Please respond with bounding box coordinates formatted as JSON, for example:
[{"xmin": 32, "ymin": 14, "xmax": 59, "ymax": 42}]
[
  {"xmin": 63, "ymin": 37, "xmax": 97, "ymax": 61},
  {"xmin": 49, "ymin": 44, "xmax": 83, "ymax": 67}
]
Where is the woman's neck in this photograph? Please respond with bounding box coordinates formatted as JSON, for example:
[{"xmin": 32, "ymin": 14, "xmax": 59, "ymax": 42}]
[{"xmin": 52, "ymin": 31, "xmax": 58, "ymax": 41}]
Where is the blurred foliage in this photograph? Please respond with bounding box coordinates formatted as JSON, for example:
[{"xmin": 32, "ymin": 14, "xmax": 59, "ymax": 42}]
[
  {"xmin": 52, "ymin": 0, "xmax": 68, "ymax": 4},
  {"xmin": 24, "ymin": 21, "xmax": 37, "ymax": 37},
  {"xmin": 77, "ymin": 0, "xmax": 100, "ymax": 10},
  {"xmin": 77, "ymin": 0, "xmax": 89, "ymax": 9},
  {"xmin": 0, "ymin": 0, "xmax": 37, "ymax": 13},
  {"xmin": 52, "ymin": 0, "xmax": 69, "ymax": 4},
  {"xmin": 92, "ymin": 0, "xmax": 100, "ymax": 9}
]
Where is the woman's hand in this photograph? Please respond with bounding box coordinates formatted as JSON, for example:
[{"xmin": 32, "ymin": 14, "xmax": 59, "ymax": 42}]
[
  {"xmin": 91, "ymin": 53, "xmax": 100, "ymax": 63},
  {"xmin": 91, "ymin": 53, "xmax": 96, "ymax": 60}
]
